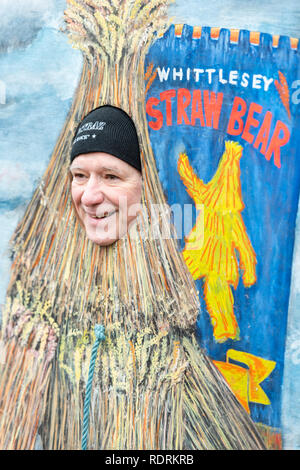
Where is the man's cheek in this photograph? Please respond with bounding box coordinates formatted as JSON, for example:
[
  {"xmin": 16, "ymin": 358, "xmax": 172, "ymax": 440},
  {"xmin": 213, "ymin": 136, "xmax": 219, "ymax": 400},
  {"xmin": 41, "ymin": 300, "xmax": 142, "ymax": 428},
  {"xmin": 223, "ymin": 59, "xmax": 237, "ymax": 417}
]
[
  {"xmin": 128, "ymin": 202, "xmax": 142, "ymax": 221},
  {"xmin": 71, "ymin": 189, "xmax": 80, "ymax": 208}
]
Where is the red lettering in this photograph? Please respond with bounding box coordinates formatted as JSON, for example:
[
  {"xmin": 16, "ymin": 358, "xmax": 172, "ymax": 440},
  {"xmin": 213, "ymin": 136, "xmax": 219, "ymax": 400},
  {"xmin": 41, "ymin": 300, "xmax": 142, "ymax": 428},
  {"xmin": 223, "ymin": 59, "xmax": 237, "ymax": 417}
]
[
  {"xmin": 242, "ymin": 102, "xmax": 262, "ymax": 144},
  {"xmin": 146, "ymin": 97, "xmax": 163, "ymax": 130},
  {"xmin": 227, "ymin": 96, "xmax": 247, "ymax": 135},
  {"xmin": 265, "ymin": 120, "xmax": 290, "ymax": 168},
  {"xmin": 160, "ymin": 89, "xmax": 176, "ymax": 126},
  {"xmin": 191, "ymin": 90, "xmax": 205, "ymax": 126},
  {"xmin": 203, "ymin": 91, "xmax": 223, "ymax": 129},
  {"xmin": 177, "ymin": 88, "xmax": 191, "ymax": 125},
  {"xmin": 253, "ymin": 110, "xmax": 272, "ymax": 155}
]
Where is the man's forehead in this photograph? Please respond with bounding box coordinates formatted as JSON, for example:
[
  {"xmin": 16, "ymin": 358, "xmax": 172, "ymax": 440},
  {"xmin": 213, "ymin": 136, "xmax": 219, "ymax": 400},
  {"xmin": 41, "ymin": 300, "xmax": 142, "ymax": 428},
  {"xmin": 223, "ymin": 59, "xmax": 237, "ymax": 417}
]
[{"xmin": 70, "ymin": 152, "xmax": 129, "ymax": 172}]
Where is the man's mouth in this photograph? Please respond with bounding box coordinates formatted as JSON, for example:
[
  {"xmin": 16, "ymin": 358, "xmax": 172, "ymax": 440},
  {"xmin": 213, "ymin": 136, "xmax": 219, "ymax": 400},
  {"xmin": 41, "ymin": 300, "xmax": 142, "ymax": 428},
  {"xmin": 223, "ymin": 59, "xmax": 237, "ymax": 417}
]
[{"xmin": 87, "ymin": 210, "xmax": 117, "ymax": 220}]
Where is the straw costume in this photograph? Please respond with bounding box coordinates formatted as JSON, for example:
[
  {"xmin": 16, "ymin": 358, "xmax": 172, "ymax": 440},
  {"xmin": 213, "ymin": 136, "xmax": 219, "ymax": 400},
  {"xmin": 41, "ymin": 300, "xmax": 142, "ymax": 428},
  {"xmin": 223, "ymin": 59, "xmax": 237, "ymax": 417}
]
[{"xmin": 0, "ymin": 0, "xmax": 265, "ymax": 450}]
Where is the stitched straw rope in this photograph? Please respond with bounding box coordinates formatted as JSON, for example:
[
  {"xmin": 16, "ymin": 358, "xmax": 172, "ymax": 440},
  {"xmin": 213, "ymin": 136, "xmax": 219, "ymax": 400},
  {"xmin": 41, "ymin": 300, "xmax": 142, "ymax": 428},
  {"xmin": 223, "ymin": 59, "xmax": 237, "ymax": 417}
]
[{"xmin": 81, "ymin": 324, "xmax": 105, "ymax": 450}]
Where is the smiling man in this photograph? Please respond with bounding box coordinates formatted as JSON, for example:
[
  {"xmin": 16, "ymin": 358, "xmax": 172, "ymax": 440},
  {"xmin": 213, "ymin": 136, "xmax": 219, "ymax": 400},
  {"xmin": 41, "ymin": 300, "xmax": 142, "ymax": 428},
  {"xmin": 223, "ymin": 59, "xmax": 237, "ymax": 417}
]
[{"xmin": 70, "ymin": 105, "xmax": 142, "ymax": 245}]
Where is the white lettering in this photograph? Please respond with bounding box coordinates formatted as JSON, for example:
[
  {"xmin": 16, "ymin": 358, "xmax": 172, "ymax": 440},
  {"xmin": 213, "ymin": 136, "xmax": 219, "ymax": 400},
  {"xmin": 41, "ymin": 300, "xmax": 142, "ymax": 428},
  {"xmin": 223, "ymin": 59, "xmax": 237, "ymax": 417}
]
[
  {"xmin": 152, "ymin": 66, "xmax": 276, "ymax": 92},
  {"xmin": 73, "ymin": 134, "xmax": 90, "ymax": 144},
  {"xmin": 157, "ymin": 66, "xmax": 170, "ymax": 82},
  {"xmin": 262, "ymin": 76, "xmax": 274, "ymax": 91},
  {"xmin": 219, "ymin": 69, "xmax": 228, "ymax": 84},
  {"xmin": 206, "ymin": 68, "xmax": 216, "ymax": 84},
  {"xmin": 194, "ymin": 68, "xmax": 204, "ymax": 82},
  {"xmin": 148, "ymin": 454, "xmax": 194, "ymax": 465},
  {"xmin": 105, "ymin": 454, "xmax": 140, "ymax": 467},
  {"xmin": 78, "ymin": 121, "xmax": 106, "ymax": 133},
  {"xmin": 241, "ymin": 72, "xmax": 250, "ymax": 87},
  {"xmin": 173, "ymin": 67, "xmax": 183, "ymax": 81},
  {"xmin": 253, "ymin": 74, "xmax": 263, "ymax": 89},
  {"xmin": 229, "ymin": 70, "xmax": 238, "ymax": 85}
]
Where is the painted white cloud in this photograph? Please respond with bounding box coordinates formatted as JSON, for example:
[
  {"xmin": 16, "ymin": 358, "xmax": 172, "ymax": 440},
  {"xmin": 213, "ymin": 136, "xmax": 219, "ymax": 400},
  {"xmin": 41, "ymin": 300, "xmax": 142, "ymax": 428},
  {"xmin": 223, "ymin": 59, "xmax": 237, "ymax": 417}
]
[
  {"xmin": 0, "ymin": 161, "xmax": 34, "ymax": 201},
  {"xmin": 0, "ymin": 0, "xmax": 66, "ymax": 52},
  {"xmin": 0, "ymin": 22, "xmax": 82, "ymax": 103}
]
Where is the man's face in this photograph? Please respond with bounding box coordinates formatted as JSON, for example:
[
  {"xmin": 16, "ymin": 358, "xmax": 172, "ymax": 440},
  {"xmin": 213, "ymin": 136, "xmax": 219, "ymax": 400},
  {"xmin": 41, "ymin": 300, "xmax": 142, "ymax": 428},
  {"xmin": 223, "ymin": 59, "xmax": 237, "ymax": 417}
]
[{"xmin": 70, "ymin": 152, "xmax": 142, "ymax": 246}]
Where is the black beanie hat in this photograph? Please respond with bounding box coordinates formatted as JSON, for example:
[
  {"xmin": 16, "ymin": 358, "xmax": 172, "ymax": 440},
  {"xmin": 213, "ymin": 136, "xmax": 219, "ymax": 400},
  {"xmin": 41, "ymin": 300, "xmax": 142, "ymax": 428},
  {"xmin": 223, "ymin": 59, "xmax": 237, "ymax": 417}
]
[{"xmin": 70, "ymin": 105, "xmax": 141, "ymax": 171}]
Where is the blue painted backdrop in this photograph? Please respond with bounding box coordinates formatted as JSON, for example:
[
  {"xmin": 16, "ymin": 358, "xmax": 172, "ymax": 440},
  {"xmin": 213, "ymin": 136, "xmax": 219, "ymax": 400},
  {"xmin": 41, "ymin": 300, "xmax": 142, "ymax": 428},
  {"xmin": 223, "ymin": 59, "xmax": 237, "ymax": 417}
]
[{"xmin": 145, "ymin": 25, "xmax": 300, "ymax": 431}]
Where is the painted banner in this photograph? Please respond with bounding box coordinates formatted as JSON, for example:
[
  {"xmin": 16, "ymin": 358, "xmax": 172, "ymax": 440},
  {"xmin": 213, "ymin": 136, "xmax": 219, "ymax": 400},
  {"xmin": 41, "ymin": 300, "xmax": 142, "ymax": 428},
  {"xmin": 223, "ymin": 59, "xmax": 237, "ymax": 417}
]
[{"xmin": 145, "ymin": 25, "xmax": 300, "ymax": 436}]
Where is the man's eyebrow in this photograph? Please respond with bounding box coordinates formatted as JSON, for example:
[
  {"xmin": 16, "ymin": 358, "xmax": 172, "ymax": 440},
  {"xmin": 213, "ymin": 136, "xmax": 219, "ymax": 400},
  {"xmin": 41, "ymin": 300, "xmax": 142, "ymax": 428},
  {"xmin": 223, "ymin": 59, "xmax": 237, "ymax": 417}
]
[
  {"xmin": 69, "ymin": 164, "xmax": 123, "ymax": 174},
  {"xmin": 69, "ymin": 163, "xmax": 84, "ymax": 170},
  {"xmin": 101, "ymin": 166, "xmax": 123, "ymax": 174}
]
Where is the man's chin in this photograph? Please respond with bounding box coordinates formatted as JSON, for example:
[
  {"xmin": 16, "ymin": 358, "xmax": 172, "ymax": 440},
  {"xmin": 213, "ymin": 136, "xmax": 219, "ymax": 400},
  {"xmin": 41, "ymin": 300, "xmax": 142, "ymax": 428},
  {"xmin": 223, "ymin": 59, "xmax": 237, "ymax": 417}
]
[
  {"xmin": 87, "ymin": 234, "xmax": 118, "ymax": 246},
  {"xmin": 83, "ymin": 219, "xmax": 133, "ymax": 246},
  {"xmin": 85, "ymin": 227, "xmax": 119, "ymax": 246}
]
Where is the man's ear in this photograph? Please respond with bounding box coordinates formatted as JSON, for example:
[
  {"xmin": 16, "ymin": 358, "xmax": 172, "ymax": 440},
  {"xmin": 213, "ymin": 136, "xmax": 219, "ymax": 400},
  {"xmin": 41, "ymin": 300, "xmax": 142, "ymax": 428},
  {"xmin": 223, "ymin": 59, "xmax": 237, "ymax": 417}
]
[{"xmin": 68, "ymin": 171, "xmax": 85, "ymax": 230}]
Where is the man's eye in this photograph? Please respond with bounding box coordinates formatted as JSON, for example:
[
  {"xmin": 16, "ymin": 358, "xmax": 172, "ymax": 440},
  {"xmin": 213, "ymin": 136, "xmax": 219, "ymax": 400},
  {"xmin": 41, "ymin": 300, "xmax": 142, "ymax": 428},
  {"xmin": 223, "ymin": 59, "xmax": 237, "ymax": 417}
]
[
  {"xmin": 73, "ymin": 173, "xmax": 87, "ymax": 180},
  {"xmin": 105, "ymin": 174, "xmax": 119, "ymax": 180}
]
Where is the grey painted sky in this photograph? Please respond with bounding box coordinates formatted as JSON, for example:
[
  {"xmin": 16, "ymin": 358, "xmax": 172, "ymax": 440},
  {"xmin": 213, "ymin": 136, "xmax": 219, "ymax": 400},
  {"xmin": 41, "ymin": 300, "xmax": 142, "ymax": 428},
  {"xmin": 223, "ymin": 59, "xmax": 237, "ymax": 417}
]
[
  {"xmin": 169, "ymin": 0, "xmax": 300, "ymax": 37},
  {"xmin": 0, "ymin": 0, "xmax": 299, "ymax": 52}
]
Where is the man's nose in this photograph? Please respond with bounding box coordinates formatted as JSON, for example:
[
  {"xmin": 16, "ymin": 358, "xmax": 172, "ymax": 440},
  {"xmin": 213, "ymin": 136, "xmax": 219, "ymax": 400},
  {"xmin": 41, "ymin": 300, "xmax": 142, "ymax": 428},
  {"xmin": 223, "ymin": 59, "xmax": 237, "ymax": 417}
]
[{"xmin": 81, "ymin": 177, "xmax": 105, "ymax": 206}]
